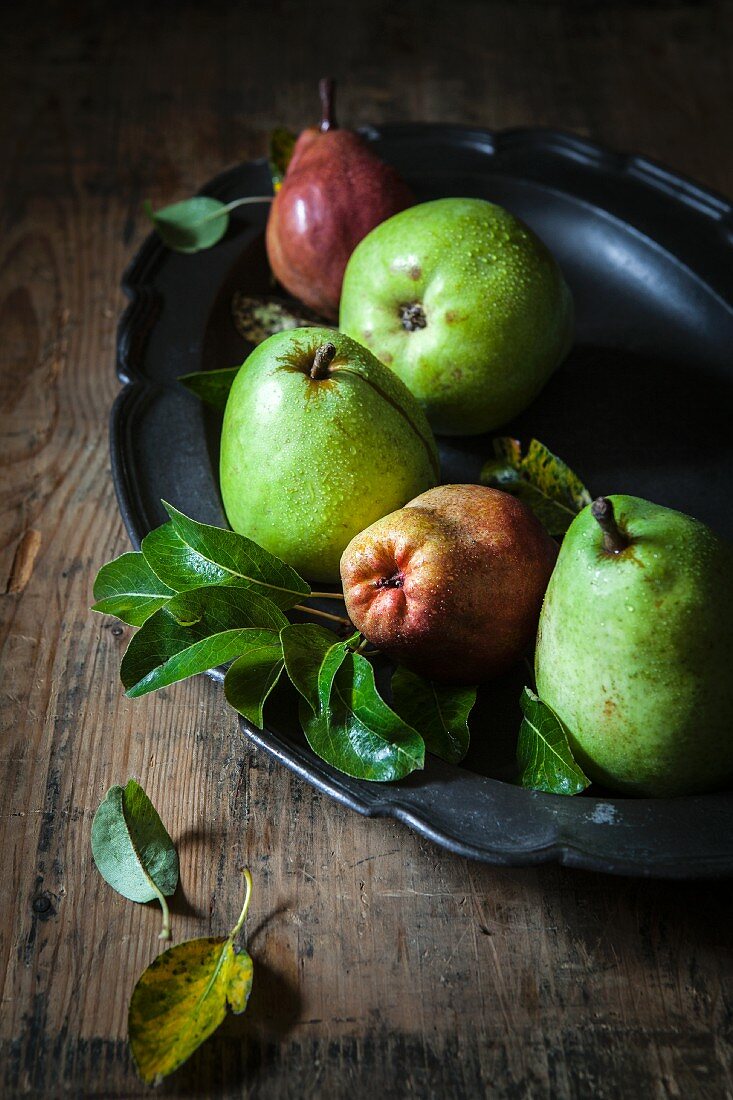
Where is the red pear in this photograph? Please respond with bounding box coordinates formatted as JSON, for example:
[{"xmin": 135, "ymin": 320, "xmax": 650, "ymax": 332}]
[
  {"xmin": 340, "ymin": 485, "xmax": 558, "ymax": 685},
  {"xmin": 265, "ymin": 78, "xmax": 414, "ymax": 320}
]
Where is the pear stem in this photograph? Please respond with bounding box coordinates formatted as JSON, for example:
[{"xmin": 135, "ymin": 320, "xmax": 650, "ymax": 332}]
[
  {"xmin": 591, "ymin": 496, "xmax": 629, "ymax": 554},
  {"xmin": 319, "ymin": 77, "xmax": 337, "ymax": 132},
  {"xmin": 310, "ymin": 342, "xmax": 337, "ymax": 379}
]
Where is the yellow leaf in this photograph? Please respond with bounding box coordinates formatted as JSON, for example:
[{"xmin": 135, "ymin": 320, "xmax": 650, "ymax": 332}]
[{"xmin": 128, "ymin": 870, "xmax": 253, "ymax": 1085}]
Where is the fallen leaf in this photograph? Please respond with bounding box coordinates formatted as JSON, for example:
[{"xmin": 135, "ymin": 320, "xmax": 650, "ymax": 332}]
[
  {"xmin": 91, "ymin": 779, "xmax": 178, "ymax": 940},
  {"xmin": 129, "ymin": 870, "xmax": 254, "ymax": 1085}
]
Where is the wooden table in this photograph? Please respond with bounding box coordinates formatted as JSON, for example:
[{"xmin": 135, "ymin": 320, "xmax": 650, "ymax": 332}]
[{"xmin": 3, "ymin": 2, "xmax": 733, "ymax": 1096}]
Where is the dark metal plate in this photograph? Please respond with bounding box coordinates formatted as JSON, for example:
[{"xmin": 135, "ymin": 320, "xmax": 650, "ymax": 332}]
[{"xmin": 112, "ymin": 125, "xmax": 733, "ymax": 877}]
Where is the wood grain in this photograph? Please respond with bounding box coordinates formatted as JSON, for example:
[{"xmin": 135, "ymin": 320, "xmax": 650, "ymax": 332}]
[{"xmin": 2, "ymin": 1, "xmax": 733, "ymax": 1096}]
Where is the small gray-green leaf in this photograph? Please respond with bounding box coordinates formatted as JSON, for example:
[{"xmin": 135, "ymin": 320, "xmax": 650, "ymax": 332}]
[
  {"xmin": 390, "ymin": 667, "xmax": 475, "ymax": 764},
  {"xmin": 516, "ymin": 687, "xmax": 590, "ymax": 795},
  {"xmin": 300, "ymin": 652, "xmax": 425, "ymax": 782},
  {"xmin": 224, "ymin": 630, "xmax": 285, "ymax": 728},
  {"xmin": 159, "ymin": 502, "xmax": 310, "ymax": 609},
  {"xmin": 91, "ymin": 778, "xmax": 178, "ymax": 939},
  {"xmin": 281, "ymin": 623, "xmax": 358, "ymax": 715},
  {"xmin": 92, "ymin": 552, "xmax": 174, "ymax": 626},
  {"xmin": 178, "ymin": 366, "xmax": 240, "ymax": 411},
  {"xmin": 121, "ymin": 585, "xmax": 288, "ymax": 698},
  {"xmin": 144, "ymin": 197, "xmax": 230, "ymax": 253}
]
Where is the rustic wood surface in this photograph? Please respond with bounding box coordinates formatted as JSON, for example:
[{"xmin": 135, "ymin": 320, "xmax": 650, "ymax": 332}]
[{"xmin": 2, "ymin": 1, "xmax": 733, "ymax": 1096}]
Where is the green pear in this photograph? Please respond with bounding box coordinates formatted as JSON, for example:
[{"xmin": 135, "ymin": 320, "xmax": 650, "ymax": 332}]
[
  {"xmin": 535, "ymin": 495, "xmax": 733, "ymax": 797},
  {"xmin": 339, "ymin": 198, "xmax": 573, "ymax": 436},
  {"xmin": 219, "ymin": 328, "xmax": 439, "ymax": 583}
]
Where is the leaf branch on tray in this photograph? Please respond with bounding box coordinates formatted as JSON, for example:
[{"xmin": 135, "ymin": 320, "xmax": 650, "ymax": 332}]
[{"xmin": 92, "ymin": 493, "xmax": 590, "ymax": 793}]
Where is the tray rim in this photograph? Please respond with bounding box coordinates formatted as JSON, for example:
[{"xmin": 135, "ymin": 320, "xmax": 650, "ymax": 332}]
[{"xmin": 111, "ymin": 123, "xmax": 733, "ymax": 879}]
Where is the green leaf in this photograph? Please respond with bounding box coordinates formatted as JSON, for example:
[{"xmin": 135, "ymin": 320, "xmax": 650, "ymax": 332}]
[
  {"xmin": 151, "ymin": 502, "xmax": 310, "ymax": 610},
  {"xmin": 91, "ymin": 778, "xmax": 178, "ymax": 940},
  {"xmin": 516, "ymin": 687, "xmax": 590, "ymax": 795},
  {"xmin": 178, "ymin": 366, "xmax": 240, "ymax": 411},
  {"xmin": 92, "ymin": 552, "xmax": 174, "ymax": 626},
  {"xmin": 390, "ymin": 667, "xmax": 475, "ymax": 764},
  {"xmin": 269, "ymin": 127, "xmax": 296, "ymax": 191},
  {"xmin": 231, "ymin": 291, "xmax": 327, "ymax": 345},
  {"xmin": 281, "ymin": 623, "xmax": 358, "ymax": 716},
  {"xmin": 145, "ymin": 195, "xmax": 273, "ymax": 254},
  {"xmin": 129, "ymin": 870, "xmax": 254, "ymax": 1085},
  {"xmin": 300, "ymin": 651, "xmax": 425, "ymax": 782},
  {"xmin": 144, "ymin": 196, "xmax": 230, "ymax": 253},
  {"xmin": 481, "ymin": 437, "xmax": 591, "ymax": 536},
  {"xmin": 224, "ymin": 629, "xmax": 285, "ymax": 728},
  {"xmin": 141, "ymin": 523, "xmax": 229, "ymax": 592},
  {"xmin": 121, "ymin": 585, "xmax": 288, "ymax": 698}
]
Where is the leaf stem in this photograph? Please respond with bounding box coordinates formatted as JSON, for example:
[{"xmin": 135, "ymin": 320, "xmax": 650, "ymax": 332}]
[
  {"xmin": 196, "ymin": 196, "xmax": 273, "ymax": 226},
  {"xmin": 157, "ymin": 892, "xmax": 172, "ymax": 941},
  {"xmin": 308, "ymin": 591, "xmax": 346, "ymax": 601},
  {"xmin": 294, "ymin": 604, "xmax": 351, "ymax": 626},
  {"xmin": 230, "ymin": 868, "xmax": 253, "ymax": 941}
]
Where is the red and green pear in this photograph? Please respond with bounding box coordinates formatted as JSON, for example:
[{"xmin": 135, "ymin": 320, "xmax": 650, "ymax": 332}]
[
  {"xmin": 340, "ymin": 484, "xmax": 558, "ymax": 684},
  {"xmin": 265, "ymin": 79, "xmax": 414, "ymax": 320}
]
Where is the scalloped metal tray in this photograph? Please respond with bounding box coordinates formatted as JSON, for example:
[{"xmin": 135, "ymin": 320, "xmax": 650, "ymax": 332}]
[{"xmin": 112, "ymin": 125, "xmax": 733, "ymax": 877}]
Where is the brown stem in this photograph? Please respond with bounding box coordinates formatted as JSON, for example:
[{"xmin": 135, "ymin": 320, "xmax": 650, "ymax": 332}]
[
  {"xmin": 591, "ymin": 497, "xmax": 629, "ymax": 554},
  {"xmin": 294, "ymin": 604, "xmax": 351, "ymax": 627},
  {"xmin": 319, "ymin": 78, "xmax": 337, "ymax": 132},
  {"xmin": 310, "ymin": 342, "xmax": 337, "ymax": 379}
]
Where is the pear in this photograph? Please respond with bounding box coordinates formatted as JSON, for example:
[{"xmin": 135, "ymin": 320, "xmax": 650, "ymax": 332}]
[
  {"xmin": 535, "ymin": 495, "xmax": 733, "ymax": 797},
  {"xmin": 265, "ymin": 78, "xmax": 414, "ymax": 320},
  {"xmin": 340, "ymin": 484, "xmax": 558, "ymax": 684},
  {"xmin": 219, "ymin": 328, "xmax": 439, "ymax": 583},
  {"xmin": 339, "ymin": 197, "xmax": 573, "ymax": 435}
]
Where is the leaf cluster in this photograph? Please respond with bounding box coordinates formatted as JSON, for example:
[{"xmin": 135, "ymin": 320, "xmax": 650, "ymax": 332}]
[
  {"xmin": 93, "ymin": 440, "xmax": 594, "ymax": 795},
  {"xmin": 92, "ymin": 502, "xmax": 475, "ymax": 782}
]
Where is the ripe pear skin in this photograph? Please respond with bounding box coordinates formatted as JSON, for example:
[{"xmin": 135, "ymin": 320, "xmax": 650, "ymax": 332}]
[
  {"xmin": 219, "ymin": 329, "xmax": 439, "ymax": 583},
  {"xmin": 265, "ymin": 84, "xmax": 413, "ymax": 320},
  {"xmin": 339, "ymin": 197, "xmax": 573, "ymax": 435},
  {"xmin": 340, "ymin": 484, "xmax": 558, "ymax": 684},
  {"xmin": 535, "ymin": 496, "xmax": 733, "ymax": 797}
]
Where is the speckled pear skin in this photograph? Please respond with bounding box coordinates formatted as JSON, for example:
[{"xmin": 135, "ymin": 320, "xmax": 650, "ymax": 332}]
[
  {"xmin": 219, "ymin": 328, "xmax": 439, "ymax": 583},
  {"xmin": 535, "ymin": 496, "xmax": 733, "ymax": 797},
  {"xmin": 340, "ymin": 484, "xmax": 558, "ymax": 684},
  {"xmin": 339, "ymin": 198, "xmax": 574, "ymax": 436}
]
